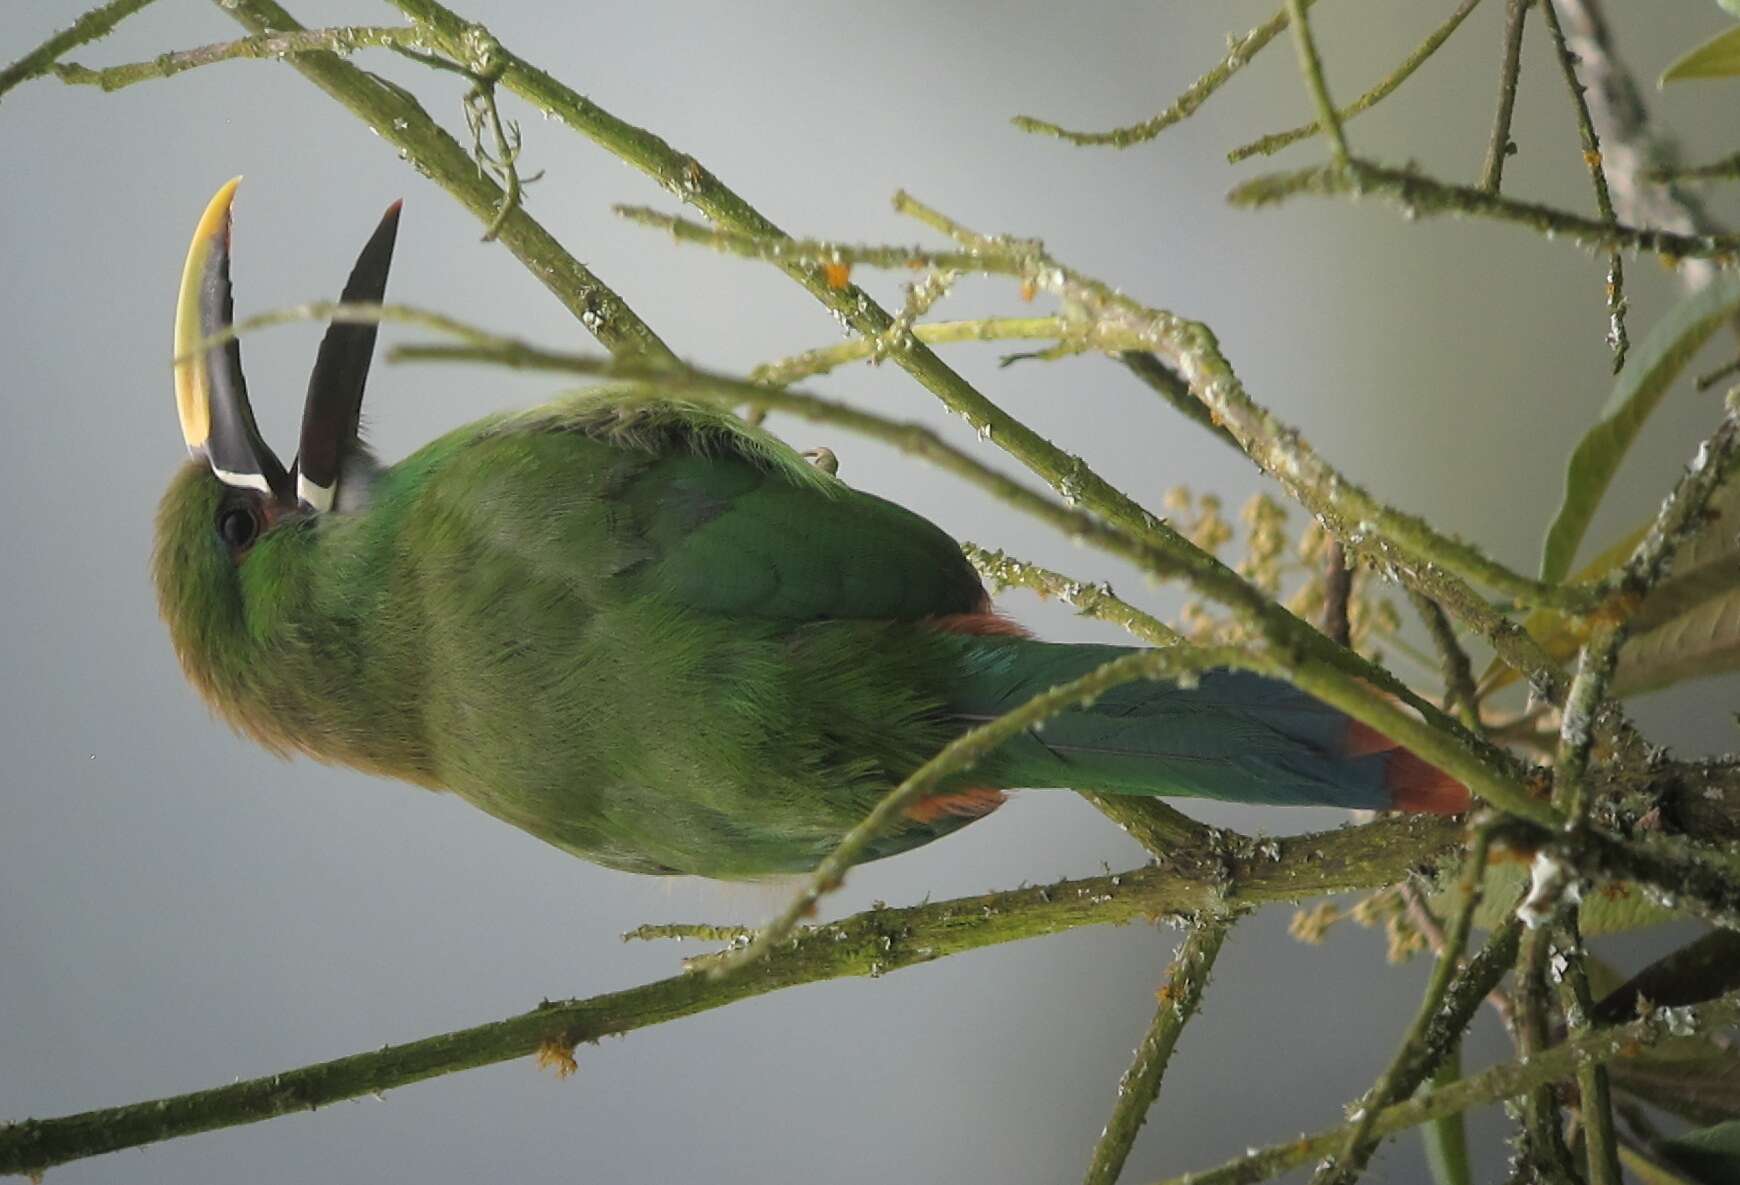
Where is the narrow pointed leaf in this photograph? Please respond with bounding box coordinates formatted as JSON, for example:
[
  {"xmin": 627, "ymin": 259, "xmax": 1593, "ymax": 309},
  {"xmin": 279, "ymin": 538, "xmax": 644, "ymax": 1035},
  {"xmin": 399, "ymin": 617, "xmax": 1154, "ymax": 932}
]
[
  {"xmin": 1539, "ymin": 272, "xmax": 1740, "ymax": 585},
  {"xmin": 1611, "ymin": 1038, "xmax": 1740, "ymax": 1126},
  {"xmin": 1620, "ymin": 1146, "xmax": 1704, "ymax": 1185},
  {"xmin": 1614, "ymin": 590, "xmax": 1740, "ymax": 694},
  {"xmin": 1593, "ymin": 930, "xmax": 1740, "ymax": 1025},
  {"xmin": 1656, "ymin": 1119, "xmax": 1740, "ymax": 1184},
  {"xmin": 1662, "ymin": 25, "xmax": 1740, "ymax": 83}
]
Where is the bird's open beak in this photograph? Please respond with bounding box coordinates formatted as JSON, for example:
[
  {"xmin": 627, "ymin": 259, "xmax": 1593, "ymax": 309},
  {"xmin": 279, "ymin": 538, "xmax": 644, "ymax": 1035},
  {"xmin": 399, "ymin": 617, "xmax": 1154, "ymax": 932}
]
[
  {"xmin": 173, "ymin": 177, "xmax": 293, "ymax": 503},
  {"xmin": 294, "ymin": 200, "xmax": 400, "ymax": 512},
  {"xmin": 173, "ymin": 181, "xmax": 402, "ymax": 514}
]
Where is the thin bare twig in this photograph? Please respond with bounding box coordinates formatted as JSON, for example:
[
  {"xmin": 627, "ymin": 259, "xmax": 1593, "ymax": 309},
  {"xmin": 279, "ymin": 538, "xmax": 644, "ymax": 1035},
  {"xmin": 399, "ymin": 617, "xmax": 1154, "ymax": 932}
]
[
  {"xmin": 1232, "ymin": 0, "xmax": 1484, "ymax": 162},
  {"xmin": 1537, "ymin": 0, "xmax": 1629, "ymax": 372},
  {"xmin": 1479, "ymin": 0, "xmax": 1532, "ymax": 193},
  {"xmin": 1083, "ymin": 920, "xmax": 1234, "ymax": 1185},
  {"xmin": 1014, "ymin": 2, "xmax": 1311, "ymax": 147}
]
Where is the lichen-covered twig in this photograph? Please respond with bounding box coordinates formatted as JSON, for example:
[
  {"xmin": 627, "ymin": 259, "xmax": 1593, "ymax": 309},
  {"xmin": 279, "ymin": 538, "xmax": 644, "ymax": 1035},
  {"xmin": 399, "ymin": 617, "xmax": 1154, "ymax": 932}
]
[
  {"xmin": 1554, "ymin": 402, "xmax": 1740, "ymax": 828},
  {"xmin": 1407, "ymin": 592, "xmax": 1481, "ymax": 728},
  {"xmin": 0, "ymin": 0, "xmax": 158, "ymax": 101},
  {"xmin": 1229, "ymin": 158, "xmax": 1740, "ymax": 261},
  {"xmin": 1321, "ymin": 541, "xmax": 1353, "ymax": 649},
  {"xmin": 0, "ymin": 816, "xmax": 1464, "ymax": 1178},
  {"xmin": 380, "ymin": 0, "xmax": 1201, "ymax": 630},
  {"xmin": 1280, "ymin": 0, "xmax": 1350, "ymax": 166},
  {"xmin": 1082, "ymin": 919, "xmax": 1234, "ymax": 1185},
  {"xmin": 1537, "ymin": 0, "xmax": 1628, "ymax": 372},
  {"xmin": 1231, "ymin": 0, "xmax": 1484, "ymax": 163},
  {"xmin": 1653, "ymin": 153, "xmax": 1740, "ymax": 185},
  {"xmin": 1151, "ymin": 984, "xmax": 1740, "ymax": 1185},
  {"xmin": 1553, "ymin": 0, "xmax": 1730, "ymax": 293},
  {"xmin": 1479, "ymin": 0, "xmax": 1532, "ymax": 193},
  {"xmin": 614, "ymin": 200, "xmax": 1600, "ymax": 619},
  {"xmin": 710, "ymin": 645, "xmax": 1259, "ymax": 976},
  {"xmin": 1311, "ymin": 828, "xmax": 1494, "ymax": 1185},
  {"xmin": 1555, "ymin": 916, "xmax": 1623, "ymax": 1185},
  {"xmin": 1514, "ymin": 924, "xmax": 1579, "ymax": 1181},
  {"xmin": 750, "ymin": 315, "xmax": 1110, "ymax": 388},
  {"xmin": 1012, "ymin": 2, "xmax": 1309, "ymax": 148},
  {"xmin": 51, "ymin": 26, "xmax": 423, "ymax": 90},
  {"xmin": 207, "ymin": 0, "xmax": 674, "ymax": 362},
  {"xmin": 622, "ymin": 923, "xmax": 754, "ymax": 945},
  {"xmin": 964, "ymin": 544, "xmax": 1182, "ymax": 645}
]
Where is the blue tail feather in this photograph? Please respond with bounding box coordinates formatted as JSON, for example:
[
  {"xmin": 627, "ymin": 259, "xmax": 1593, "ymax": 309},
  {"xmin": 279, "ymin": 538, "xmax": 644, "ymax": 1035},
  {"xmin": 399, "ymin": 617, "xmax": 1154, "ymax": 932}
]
[{"xmin": 945, "ymin": 637, "xmax": 1396, "ymax": 811}]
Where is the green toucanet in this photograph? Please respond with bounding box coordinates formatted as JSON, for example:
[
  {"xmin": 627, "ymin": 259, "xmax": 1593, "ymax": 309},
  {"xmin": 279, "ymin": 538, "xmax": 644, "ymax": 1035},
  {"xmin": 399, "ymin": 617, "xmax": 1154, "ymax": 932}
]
[{"xmin": 153, "ymin": 181, "xmax": 1466, "ymax": 879}]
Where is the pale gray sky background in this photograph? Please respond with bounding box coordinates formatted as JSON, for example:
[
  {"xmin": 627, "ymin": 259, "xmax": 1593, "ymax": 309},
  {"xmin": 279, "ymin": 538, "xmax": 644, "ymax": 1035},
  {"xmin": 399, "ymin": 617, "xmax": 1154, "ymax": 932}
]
[{"xmin": 2, "ymin": 3, "xmax": 1737, "ymax": 1182}]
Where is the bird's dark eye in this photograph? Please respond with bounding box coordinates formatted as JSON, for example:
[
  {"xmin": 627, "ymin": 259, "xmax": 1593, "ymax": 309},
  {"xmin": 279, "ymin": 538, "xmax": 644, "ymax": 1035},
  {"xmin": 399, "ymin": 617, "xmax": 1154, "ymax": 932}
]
[{"xmin": 217, "ymin": 504, "xmax": 260, "ymax": 552}]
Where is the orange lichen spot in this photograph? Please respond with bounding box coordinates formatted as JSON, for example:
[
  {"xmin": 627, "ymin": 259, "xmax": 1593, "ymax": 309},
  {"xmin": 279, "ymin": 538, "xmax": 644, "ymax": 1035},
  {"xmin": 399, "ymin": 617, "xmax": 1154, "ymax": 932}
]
[
  {"xmin": 1155, "ymin": 980, "xmax": 1179, "ymax": 1005},
  {"xmin": 1018, "ymin": 277, "xmax": 1038, "ymax": 302},
  {"xmin": 535, "ymin": 1039, "xmax": 579, "ymax": 1079},
  {"xmin": 906, "ymin": 787, "xmax": 1007, "ymax": 823},
  {"xmin": 823, "ymin": 260, "xmax": 852, "ymax": 290},
  {"xmin": 1583, "ymin": 150, "xmax": 1603, "ymax": 170}
]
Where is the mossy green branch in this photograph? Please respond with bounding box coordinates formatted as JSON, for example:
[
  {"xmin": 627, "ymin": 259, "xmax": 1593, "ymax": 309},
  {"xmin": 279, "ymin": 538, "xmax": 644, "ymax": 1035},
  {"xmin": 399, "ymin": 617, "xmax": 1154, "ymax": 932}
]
[
  {"xmin": 210, "ymin": 0, "xmax": 673, "ymax": 362},
  {"xmin": 750, "ymin": 315, "xmax": 1112, "ymax": 387},
  {"xmin": 0, "ymin": 0, "xmax": 159, "ymax": 101},
  {"xmin": 52, "ymin": 27, "xmax": 423, "ymax": 91},
  {"xmin": 0, "ymin": 815, "xmax": 1464, "ymax": 1177},
  {"xmin": 1012, "ymin": 1, "xmax": 1309, "ymax": 148},
  {"xmin": 613, "ymin": 199, "xmax": 1603, "ymax": 619},
  {"xmin": 1538, "ymin": 0, "xmax": 1628, "ymax": 373},
  {"xmin": 1152, "ymin": 988, "xmax": 1740, "ymax": 1185},
  {"xmin": 1083, "ymin": 919, "xmax": 1234, "ymax": 1185},
  {"xmin": 963, "ymin": 543, "xmax": 1183, "ymax": 646},
  {"xmin": 1230, "ymin": 158, "xmax": 1740, "ymax": 261},
  {"xmin": 1280, "ymin": 0, "xmax": 1350, "ymax": 166},
  {"xmin": 1479, "ymin": 0, "xmax": 1532, "ymax": 194},
  {"xmin": 1554, "ymin": 407, "xmax": 1740, "ymax": 826},
  {"xmin": 712, "ymin": 644, "xmax": 1263, "ymax": 974},
  {"xmin": 1232, "ymin": 0, "xmax": 1483, "ymax": 163},
  {"xmin": 1312, "ymin": 828, "xmax": 1495, "ymax": 1185},
  {"xmin": 378, "ymin": 0, "xmax": 1220, "ymax": 660}
]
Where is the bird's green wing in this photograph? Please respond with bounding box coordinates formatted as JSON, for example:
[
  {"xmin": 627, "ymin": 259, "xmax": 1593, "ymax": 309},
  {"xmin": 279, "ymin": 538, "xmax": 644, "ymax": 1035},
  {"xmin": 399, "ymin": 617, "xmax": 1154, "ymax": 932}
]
[{"xmin": 475, "ymin": 393, "xmax": 989, "ymax": 623}]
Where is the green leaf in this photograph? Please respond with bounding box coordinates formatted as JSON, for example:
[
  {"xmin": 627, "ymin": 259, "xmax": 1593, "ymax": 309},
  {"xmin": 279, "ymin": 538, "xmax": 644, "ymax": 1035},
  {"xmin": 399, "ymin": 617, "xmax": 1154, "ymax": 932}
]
[
  {"xmin": 1539, "ymin": 272, "xmax": 1740, "ymax": 585},
  {"xmin": 1482, "ymin": 479, "xmax": 1740, "ymax": 698},
  {"xmin": 1663, "ymin": 25, "xmax": 1740, "ymax": 83},
  {"xmin": 1724, "ymin": 1, "xmax": 1740, "ymax": 21},
  {"xmin": 1590, "ymin": 476, "xmax": 1740, "ymax": 695},
  {"xmin": 1446, "ymin": 862, "xmax": 1682, "ymax": 934},
  {"xmin": 1657, "ymin": 1119, "xmax": 1740, "ymax": 1184},
  {"xmin": 1420, "ymin": 1048, "xmax": 1473, "ymax": 1185},
  {"xmin": 1593, "ymin": 931, "xmax": 1740, "ymax": 1025},
  {"xmin": 1620, "ymin": 1145, "xmax": 1704, "ymax": 1185},
  {"xmin": 1612, "ymin": 1038, "xmax": 1740, "ymax": 1126},
  {"xmin": 1614, "ymin": 583, "xmax": 1740, "ymax": 694}
]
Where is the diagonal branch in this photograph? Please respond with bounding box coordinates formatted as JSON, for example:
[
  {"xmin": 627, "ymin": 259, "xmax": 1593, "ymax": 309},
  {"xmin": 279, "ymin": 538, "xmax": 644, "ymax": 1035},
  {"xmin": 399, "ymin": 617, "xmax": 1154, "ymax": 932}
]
[
  {"xmin": 1083, "ymin": 919, "xmax": 1235, "ymax": 1185},
  {"xmin": 0, "ymin": 0, "xmax": 159, "ymax": 101},
  {"xmin": 1232, "ymin": 0, "xmax": 1484, "ymax": 163},
  {"xmin": 210, "ymin": 0, "xmax": 673, "ymax": 361},
  {"xmin": 0, "ymin": 816, "xmax": 1463, "ymax": 1178},
  {"xmin": 1013, "ymin": 2, "xmax": 1310, "ymax": 148},
  {"xmin": 1230, "ymin": 157, "xmax": 1740, "ymax": 261}
]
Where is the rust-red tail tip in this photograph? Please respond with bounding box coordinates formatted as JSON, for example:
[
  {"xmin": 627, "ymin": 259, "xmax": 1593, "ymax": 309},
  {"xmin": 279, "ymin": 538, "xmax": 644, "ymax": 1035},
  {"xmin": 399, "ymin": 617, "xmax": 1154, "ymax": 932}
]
[{"xmin": 1385, "ymin": 749, "xmax": 1472, "ymax": 815}]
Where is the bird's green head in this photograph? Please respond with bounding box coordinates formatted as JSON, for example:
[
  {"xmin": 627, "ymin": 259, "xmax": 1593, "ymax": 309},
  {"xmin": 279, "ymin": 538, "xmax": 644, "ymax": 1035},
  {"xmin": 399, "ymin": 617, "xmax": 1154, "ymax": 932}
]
[{"xmin": 152, "ymin": 179, "xmax": 400, "ymax": 748}]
